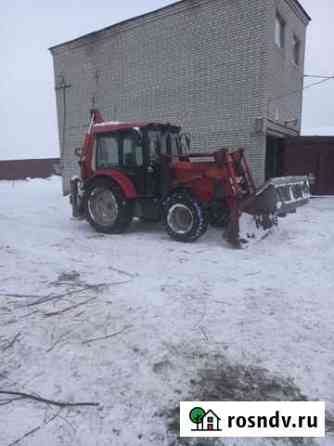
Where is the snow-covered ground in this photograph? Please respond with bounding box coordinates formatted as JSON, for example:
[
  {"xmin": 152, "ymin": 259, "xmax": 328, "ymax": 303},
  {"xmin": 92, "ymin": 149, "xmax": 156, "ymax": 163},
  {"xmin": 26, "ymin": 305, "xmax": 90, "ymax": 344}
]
[{"xmin": 0, "ymin": 177, "xmax": 333, "ymax": 446}]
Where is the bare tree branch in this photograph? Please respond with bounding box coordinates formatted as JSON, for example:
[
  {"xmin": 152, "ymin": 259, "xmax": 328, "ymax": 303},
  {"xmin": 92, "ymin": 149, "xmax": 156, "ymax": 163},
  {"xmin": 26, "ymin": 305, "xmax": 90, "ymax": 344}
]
[
  {"xmin": 7, "ymin": 424, "xmax": 42, "ymax": 446},
  {"xmin": 46, "ymin": 329, "xmax": 73, "ymax": 353},
  {"xmin": 82, "ymin": 326, "xmax": 131, "ymax": 345},
  {"xmin": 1, "ymin": 281, "xmax": 128, "ymax": 309},
  {"xmin": 24, "ymin": 286, "xmax": 100, "ymax": 307},
  {"xmin": 108, "ymin": 266, "xmax": 138, "ymax": 278},
  {"xmin": 21, "ymin": 282, "xmax": 121, "ymax": 308},
  {"xmin": 0, "ymin": 396, "xmax": 22, "ymax": 406},
  {"xmin": 7, "ymin": 408, "xmax": 61, "ymax": 446},
  {"xmin": 57, "ymin": 413, "xmax": 77, "ymax": 435},
  {"xmin": 43, "ymin": 297, "xmax": 96, "ymax": 317},
  {"xmin": 2, "ymin": 333, "xmax": 20, "ymax": 352},
  {"xmin": 19, "ymin": 310, "xmax": 39, "ymax": 319},
  {"xmin": 0, "ymin": 293, "xmax": 42, "ymax": 299},
  {"xmin": 0, "ymin": 391, "xmax": 99, "ymax": 408}
]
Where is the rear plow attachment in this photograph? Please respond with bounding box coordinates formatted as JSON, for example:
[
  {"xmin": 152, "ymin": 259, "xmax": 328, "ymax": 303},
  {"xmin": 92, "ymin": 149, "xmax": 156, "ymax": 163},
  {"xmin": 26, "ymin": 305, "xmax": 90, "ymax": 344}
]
[{"xmin": 224, "ymin": 176, "xmax": 311, "ymax": 248}]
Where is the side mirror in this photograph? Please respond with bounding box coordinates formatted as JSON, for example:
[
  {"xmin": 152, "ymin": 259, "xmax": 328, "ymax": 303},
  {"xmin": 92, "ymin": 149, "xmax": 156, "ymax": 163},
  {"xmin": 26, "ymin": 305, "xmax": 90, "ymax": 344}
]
[{"xmin": 74, "ymin": 147, "xmax": 82, "ymax": 158}]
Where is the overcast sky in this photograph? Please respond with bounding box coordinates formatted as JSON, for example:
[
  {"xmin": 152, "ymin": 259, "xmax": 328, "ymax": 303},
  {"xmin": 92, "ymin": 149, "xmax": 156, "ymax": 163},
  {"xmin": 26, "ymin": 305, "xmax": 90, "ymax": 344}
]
[{"xmin": 1, "ymin": 0, "xmax": 333, "ymax": 160}]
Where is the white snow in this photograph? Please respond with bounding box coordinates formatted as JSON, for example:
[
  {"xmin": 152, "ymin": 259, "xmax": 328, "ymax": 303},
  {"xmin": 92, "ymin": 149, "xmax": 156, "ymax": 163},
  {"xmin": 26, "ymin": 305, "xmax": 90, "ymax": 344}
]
[
  {"xmin": 94, "ymin": 121, "xmax": 124, "ymax": 127},
  {"xmin": 0, "ymin": 177, "xmax": 333, "ymax": 446}
]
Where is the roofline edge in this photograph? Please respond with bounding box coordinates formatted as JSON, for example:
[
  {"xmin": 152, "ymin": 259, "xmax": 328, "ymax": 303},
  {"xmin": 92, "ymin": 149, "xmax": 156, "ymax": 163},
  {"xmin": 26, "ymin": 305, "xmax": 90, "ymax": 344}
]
[{"xmin": 48, "ymin": 0, "xmax": 311, "ymax": 53}]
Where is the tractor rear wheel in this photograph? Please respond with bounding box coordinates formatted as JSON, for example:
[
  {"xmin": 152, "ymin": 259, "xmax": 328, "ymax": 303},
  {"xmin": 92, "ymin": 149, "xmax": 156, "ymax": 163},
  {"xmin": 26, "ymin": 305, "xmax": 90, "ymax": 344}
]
[
  {"xmin": 163, "ymin": 191, "xmax": 208, "ymax": 242},
  {"xmin": 84, "ymin": 178, "xmax": 133, "ymax": 234}
]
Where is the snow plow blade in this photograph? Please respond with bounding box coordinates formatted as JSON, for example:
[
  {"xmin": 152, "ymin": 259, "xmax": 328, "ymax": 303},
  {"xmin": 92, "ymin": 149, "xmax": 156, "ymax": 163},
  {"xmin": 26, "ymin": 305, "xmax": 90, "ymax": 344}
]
[
  {"xmin": 244, "ymin": 175, "xmax": 310, "ymax": 218},
  {"xmin": 225, "ymin": 176, "xmax": 311, "ymax": 248}
]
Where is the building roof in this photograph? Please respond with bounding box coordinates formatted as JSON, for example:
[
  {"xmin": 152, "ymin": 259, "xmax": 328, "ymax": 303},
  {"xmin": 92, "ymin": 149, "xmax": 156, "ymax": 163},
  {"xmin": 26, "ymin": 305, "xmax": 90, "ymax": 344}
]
[
  {"xmin": 204, "ymin": 409, "xmax": 221, "ymax": 420},
  {"xmin": 298, "ymin": 0, "xmax": 311, "ymax": 21},
  {"xmin": 49, "ymin": 0, "xmax": 311, "ymax": 52}
]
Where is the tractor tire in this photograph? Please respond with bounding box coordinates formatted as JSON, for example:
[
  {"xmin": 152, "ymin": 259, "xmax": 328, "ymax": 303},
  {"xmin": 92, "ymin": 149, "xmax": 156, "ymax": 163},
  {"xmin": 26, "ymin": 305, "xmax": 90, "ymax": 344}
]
[
  {"xmin": 163, "ymin": 191, "xmax": 208, "ymax": 242},
  {"xmin": 83, "ymin": 178, "xmax": 133, "ymax": 234}
]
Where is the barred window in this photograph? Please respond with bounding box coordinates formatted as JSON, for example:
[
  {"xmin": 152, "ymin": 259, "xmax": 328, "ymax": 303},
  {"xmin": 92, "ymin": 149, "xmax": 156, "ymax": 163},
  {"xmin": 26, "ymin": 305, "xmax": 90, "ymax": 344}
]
[
  {"xmin": 293, "ymin": 35, "xmax": 301, "ymax": 65},
  {"xmin": 275, "ymin": 13, "xmax": 285, "ymax": 48}
]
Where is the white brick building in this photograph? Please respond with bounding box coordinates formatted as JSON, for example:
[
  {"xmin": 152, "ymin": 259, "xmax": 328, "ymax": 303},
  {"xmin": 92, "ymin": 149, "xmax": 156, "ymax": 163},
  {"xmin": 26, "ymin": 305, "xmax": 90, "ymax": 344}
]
[{"xmin": 50, "ymin": 0, "xmax": 310, "ymax": 194}]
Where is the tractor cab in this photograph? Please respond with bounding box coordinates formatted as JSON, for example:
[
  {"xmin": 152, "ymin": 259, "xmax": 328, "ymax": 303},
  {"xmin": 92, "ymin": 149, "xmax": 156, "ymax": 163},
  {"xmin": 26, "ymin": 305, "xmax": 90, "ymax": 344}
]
[{"xmin": 91, "ymin": 122, "xmax": 184, "ymax": 198}]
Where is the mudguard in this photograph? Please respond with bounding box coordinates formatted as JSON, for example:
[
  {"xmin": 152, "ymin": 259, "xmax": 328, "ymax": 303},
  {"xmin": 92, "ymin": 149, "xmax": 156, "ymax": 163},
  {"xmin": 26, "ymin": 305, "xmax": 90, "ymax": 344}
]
[{"xmin": 88, "ymin": 170, "xmax": 137, "ymax": 199}]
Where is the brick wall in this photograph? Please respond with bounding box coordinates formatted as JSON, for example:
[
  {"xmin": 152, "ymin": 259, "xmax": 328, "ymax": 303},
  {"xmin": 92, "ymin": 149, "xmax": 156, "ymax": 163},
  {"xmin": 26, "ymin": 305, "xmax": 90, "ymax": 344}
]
[
  {"xmin": 265, "ymin": 0, "xmax": 308, "ymax": 131},
  {"xmin": 50, "ymin": 0, "xmax": 309, "ymax": 194}
]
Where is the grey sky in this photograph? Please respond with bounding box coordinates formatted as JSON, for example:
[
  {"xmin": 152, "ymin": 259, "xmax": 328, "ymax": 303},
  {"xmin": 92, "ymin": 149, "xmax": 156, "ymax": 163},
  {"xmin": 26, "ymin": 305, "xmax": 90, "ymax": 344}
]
[{"xmin": 1, "ymin": 0, "xmax": 333, "ymax": 160}]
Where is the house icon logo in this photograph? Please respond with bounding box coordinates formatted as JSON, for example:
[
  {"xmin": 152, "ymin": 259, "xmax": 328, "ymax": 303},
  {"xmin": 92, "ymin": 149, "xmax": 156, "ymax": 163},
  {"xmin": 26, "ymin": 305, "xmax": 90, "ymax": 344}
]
[{"xmin": 189, "ymin": 407, "xmax": 222, "ymax": 432}]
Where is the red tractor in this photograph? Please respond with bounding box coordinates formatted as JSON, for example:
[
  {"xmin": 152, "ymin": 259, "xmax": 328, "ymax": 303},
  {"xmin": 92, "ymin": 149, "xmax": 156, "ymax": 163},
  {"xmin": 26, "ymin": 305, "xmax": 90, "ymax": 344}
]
[{"xmin": 70, "ymin": 110, "xmax": 310, "ymax": 247}]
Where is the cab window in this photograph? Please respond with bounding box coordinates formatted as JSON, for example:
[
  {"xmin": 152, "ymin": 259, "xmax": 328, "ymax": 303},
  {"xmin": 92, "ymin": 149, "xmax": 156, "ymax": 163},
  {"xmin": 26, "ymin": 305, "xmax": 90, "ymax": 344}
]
[
  {"xmin": 96, "ymin": 134, "xmax": 119, "ymax": 169},
  {"xmin": 165, "ymin": 132, "xmax": 181, "ymax": 156},
  {"xmin": 122, "ymin": 135, "xmax": 144, "ymax": 167},
  {"xmin": 147, "ymin": 130, "xmax": 181, "ymax": 161},
  {"xmin": 148, "ymin": 131, "xmax": 162, "ymax": 163}
]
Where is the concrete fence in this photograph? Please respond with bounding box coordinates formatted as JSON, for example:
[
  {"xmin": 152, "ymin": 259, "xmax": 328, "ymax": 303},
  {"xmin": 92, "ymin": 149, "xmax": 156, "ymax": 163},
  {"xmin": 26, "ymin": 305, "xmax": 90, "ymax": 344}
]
[{"xmin": 0, "ymin": 158, "xmax": 61, "ymax": 180}]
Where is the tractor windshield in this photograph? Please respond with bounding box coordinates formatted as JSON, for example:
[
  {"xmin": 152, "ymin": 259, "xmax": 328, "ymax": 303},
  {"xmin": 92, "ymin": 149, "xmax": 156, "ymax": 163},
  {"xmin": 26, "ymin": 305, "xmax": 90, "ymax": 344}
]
[
  {"xmin": 95, "ymin": 130, "xmax": 144, "ymax": 169},
  {"xmin": 147, "ymin": 129, "xmax": 181, "ymax": 161}
]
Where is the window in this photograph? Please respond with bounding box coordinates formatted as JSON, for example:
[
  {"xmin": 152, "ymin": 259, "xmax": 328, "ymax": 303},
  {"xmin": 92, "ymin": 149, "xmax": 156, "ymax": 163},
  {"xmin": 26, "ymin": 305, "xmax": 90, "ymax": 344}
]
[
  {"xmin": 147, "ymin": 129, "xmax": 181, "ymax": 161},
  {"xmin": 293, "ymin": 35, "xmax": 301, "ymax": 65},
  {"xmin": 123, "ymin": 136, "xmax": 143, "ymax": 167},
  {"xmin": 165, "ymin": 132, "xmax": 181, "ymax": 156},
  {"xmin": 96, "ymin": 134, "xmax": 119, "ymax": 169},
  {"xmin": 148, "ymin": 130, "xmax": 162, "ymax": 162},
  {"xmin": 275, "ymin": 13, "xmax": 285, "ymax": 48}
]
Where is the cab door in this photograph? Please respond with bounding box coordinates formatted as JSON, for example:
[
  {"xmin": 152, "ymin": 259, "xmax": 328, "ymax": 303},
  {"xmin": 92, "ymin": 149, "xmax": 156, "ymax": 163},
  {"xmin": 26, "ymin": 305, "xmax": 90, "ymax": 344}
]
[{"xmin": 121, "ymin": 132, "xmax": 147, "ymax": 196}]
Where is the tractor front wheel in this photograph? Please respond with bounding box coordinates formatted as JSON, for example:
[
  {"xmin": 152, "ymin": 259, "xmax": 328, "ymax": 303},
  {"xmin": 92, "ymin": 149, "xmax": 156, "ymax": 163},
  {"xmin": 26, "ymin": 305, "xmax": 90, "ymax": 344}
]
[
  {"xmin": 84, "ymin": 178, "xmax": 133, "ymax": 234},
  {"xmin": 163, "ymin": 191, "xmax": 208, "ymax": 242}
]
